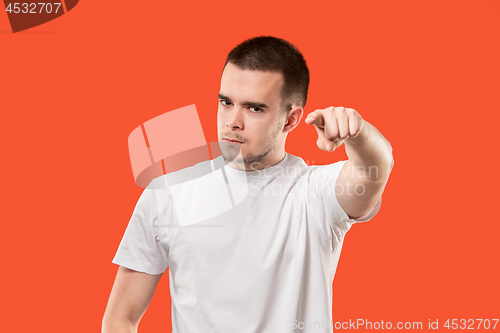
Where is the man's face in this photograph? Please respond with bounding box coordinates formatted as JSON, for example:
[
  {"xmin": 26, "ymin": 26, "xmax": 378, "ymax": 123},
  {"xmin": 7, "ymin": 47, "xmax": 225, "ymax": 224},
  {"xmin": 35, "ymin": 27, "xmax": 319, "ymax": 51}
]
[{"xmin": 217, "ymin": 62, "xmax": 287, "ymax": 170}]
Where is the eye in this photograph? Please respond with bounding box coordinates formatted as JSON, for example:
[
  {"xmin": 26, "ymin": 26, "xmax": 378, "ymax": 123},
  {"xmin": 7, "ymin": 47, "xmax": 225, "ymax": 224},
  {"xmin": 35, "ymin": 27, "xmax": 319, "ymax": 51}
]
[
  {"xmin": 250, "ymin": 107, "xmax": 263, "ymax": 113},
  {"xmin": 220, "ymin": 100, "xmax": 232, "ymax": 107}
]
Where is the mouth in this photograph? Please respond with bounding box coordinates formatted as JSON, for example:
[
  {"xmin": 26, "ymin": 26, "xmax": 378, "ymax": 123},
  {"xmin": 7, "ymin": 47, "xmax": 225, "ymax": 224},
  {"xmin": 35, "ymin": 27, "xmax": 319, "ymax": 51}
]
[{"xmin": 223, "ymin": 138, "xmax": 243, "ymax": 144}]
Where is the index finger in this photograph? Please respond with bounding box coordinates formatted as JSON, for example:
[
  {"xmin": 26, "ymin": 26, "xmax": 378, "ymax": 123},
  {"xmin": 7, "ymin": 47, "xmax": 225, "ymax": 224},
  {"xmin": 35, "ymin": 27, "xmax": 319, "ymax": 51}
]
[{"xmin": 305, "ymin": 111, "xmax": 324, "ymax": 127}]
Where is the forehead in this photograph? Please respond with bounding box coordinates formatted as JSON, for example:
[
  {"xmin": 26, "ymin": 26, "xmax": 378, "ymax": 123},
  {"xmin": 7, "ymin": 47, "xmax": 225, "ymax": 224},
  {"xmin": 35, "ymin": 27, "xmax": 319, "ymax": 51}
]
[{"xmin": 220, "ymin": 63, "xmax": 284, "ymax": 105}]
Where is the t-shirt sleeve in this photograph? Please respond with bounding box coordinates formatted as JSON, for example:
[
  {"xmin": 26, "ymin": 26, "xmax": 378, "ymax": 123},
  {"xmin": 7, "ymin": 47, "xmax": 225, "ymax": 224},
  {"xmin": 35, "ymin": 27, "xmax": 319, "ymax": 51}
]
[
  {"xmin": 112, "ymin": 179, "xmax": 169, "ymax": 275},
  {"xmin": 308, "ymin": 160, "xmax": 382, "ymax": 234}
]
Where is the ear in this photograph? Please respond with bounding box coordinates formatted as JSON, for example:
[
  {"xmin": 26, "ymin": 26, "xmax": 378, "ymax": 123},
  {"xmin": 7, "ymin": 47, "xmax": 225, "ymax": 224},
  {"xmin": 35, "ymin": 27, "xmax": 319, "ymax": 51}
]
[{"xmin": 283, "ymin": 106, "xmax": 304, "ymax": 133}]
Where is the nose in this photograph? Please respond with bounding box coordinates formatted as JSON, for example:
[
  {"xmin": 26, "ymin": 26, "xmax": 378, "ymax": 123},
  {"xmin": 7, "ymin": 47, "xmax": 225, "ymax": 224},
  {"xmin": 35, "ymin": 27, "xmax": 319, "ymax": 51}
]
[{"xmin": 226, "ymin": 106, "xmax": 244, "ymax": 130}]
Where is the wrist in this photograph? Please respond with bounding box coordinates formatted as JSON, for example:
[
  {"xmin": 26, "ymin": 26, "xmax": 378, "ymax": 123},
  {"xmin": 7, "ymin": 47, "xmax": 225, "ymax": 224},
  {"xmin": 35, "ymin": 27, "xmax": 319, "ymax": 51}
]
[{"xmin": 346, "ymin": 120, "xmax": 371, "ymax": 147}]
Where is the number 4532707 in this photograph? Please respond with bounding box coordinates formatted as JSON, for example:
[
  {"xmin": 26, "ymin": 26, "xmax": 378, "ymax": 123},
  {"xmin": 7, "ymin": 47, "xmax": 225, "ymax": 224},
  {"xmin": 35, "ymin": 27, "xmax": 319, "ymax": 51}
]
[
  {"xmin": 443, "ymin": 319, "xmax": 499, "ymax": 330},
  {"xmin": 6, "ymin": 3, "xmax": 62, "ymax": 14}
]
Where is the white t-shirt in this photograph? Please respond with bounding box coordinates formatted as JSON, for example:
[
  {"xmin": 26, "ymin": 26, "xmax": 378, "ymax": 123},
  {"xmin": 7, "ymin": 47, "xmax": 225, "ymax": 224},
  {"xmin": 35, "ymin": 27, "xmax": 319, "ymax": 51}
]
[{"xmin": 112, "ymin": 152, "xmax": 382, "ymax": 333}]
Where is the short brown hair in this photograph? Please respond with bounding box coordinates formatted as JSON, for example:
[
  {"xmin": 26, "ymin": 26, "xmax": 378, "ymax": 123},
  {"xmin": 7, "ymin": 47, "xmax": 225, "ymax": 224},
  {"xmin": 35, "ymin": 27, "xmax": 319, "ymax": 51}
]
[{"xmin": 224, "ymin": 36, "xmax": 310, "ymax": 111}]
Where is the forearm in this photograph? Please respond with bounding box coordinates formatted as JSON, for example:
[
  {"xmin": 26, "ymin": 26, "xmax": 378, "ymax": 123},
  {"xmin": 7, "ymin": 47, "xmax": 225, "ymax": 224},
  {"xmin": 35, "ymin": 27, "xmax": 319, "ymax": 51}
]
[
  {"xmin": 345, "ymin": 120, "xmax": 394, "ymax": 182},
  {"xmin": 101, "ymin": 317, "xmax": 137, "ymax": 333}
]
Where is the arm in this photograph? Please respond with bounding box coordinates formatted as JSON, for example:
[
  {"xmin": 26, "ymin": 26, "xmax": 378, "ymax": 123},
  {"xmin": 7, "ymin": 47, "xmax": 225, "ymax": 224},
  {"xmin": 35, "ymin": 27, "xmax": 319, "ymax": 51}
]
[
  {"xmin": 305, "ymin": 107, "xmax": 394, "ymax": 219},
  {"xmin": 338, "ymin": 119, "xmax": 393, "ymax": 219},
  {"xmin": 102, "ymin": 266, "xmax": 163, "ymax": 333}
]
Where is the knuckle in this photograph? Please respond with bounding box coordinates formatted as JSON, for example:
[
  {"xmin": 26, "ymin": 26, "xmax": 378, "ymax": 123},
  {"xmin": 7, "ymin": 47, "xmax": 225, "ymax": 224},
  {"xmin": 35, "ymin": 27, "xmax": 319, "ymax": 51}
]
[
  {"xmin": 326, "ymin": 134, "xmax": 337, "ymax": 141},
  {"xmin": 334, "ymin": 107, "xmax": 345, "ymax": 116}
]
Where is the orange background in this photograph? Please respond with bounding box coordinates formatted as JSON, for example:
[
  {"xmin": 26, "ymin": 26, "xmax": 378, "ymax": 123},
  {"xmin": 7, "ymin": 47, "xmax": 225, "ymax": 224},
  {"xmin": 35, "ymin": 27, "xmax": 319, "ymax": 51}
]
[{"xmin": 1, "ymin": 0, "xmax": 499, "ymax": 331}]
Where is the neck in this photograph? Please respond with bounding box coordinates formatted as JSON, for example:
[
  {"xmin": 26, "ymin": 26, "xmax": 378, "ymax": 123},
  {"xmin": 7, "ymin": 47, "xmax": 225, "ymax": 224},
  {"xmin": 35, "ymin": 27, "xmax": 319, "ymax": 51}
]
[{"xmin": 225, "ymin": 150, "xmax": 286, "ymax": 171}]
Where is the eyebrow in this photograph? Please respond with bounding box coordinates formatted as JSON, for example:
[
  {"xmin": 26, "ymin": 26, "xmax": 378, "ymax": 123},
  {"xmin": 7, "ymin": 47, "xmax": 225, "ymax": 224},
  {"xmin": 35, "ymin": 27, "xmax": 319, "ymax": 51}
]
[{"xmin": 217, "ymin": 94, "xmax": 269, "ymax": 109}]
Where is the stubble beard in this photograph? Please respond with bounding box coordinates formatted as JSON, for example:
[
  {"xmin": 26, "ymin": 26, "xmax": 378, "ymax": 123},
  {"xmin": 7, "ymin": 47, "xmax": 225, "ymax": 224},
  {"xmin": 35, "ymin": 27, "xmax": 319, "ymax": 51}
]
[{"xmin": 224, "ymin": 117, "xmax": 284, "ymax": 171}]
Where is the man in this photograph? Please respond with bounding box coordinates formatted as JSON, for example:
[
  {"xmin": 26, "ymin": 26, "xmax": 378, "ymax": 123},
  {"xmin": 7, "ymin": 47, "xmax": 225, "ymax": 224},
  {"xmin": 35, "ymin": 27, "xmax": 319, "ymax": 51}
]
[{"xmin": 102, "ymin": 36, "xmax": 393, "ymax": 332}]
